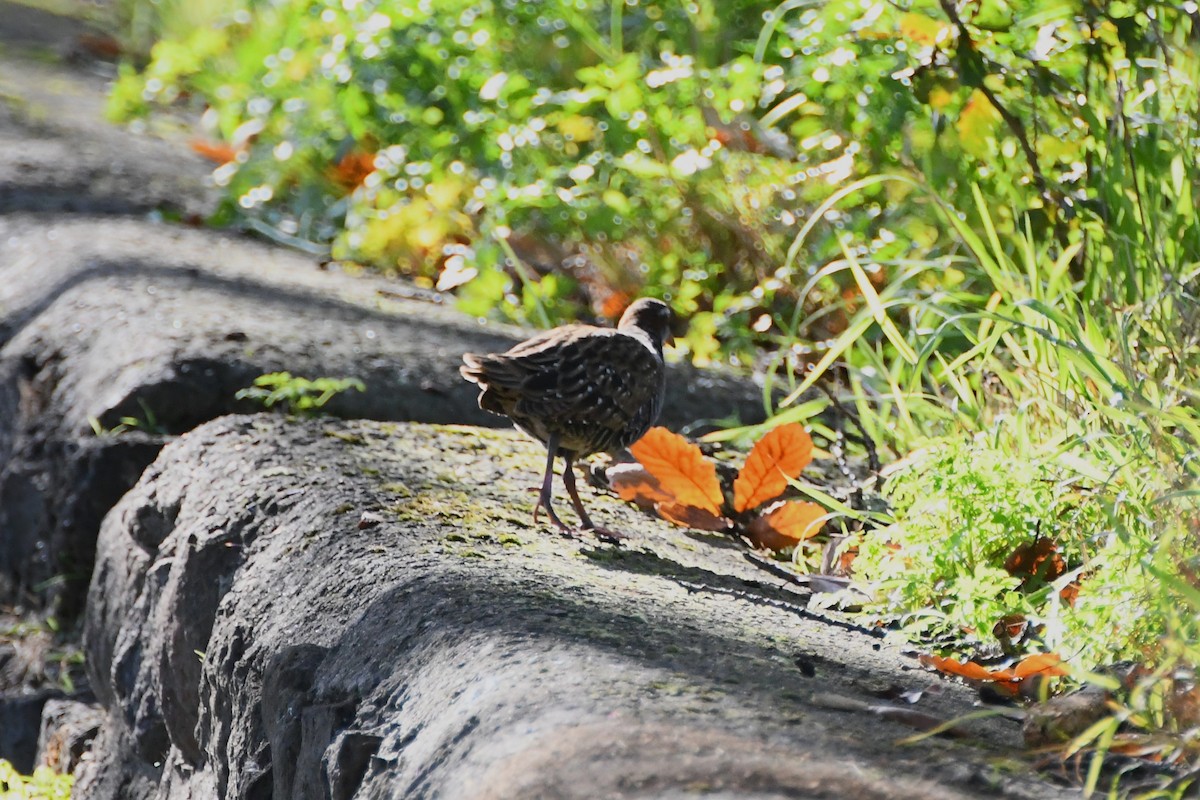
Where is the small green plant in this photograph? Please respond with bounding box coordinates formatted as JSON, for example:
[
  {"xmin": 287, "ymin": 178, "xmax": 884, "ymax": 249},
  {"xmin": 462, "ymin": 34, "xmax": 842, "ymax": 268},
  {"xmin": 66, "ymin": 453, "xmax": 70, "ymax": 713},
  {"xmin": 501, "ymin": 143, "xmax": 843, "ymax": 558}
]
[
  {"xmin": 0, "ymin": 759, "xmax": 73, "ymax": 799},
  {"xmin": 235, "ymin": 372, "xmax": 365, "ymax": 415},
  {"xmin": 86, "ymin": 398, "xmax": 168, "ymax": 437}
]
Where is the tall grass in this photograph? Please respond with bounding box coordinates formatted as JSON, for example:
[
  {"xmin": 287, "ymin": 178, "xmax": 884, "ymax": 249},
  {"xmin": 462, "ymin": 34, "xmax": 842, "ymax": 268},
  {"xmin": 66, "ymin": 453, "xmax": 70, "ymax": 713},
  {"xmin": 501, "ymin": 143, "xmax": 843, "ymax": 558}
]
[{"xmin": 743, "ymin": 85, "xmax": 1200, "ymax": 776}]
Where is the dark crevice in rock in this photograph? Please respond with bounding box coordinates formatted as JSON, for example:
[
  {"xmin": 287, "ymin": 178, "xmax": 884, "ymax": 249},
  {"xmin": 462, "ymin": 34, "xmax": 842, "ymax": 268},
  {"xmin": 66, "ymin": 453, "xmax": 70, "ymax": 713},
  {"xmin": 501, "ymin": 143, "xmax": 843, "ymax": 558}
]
[{"xmin": 326, "ymin": 731, "xmax": 383, "ymax": 800}]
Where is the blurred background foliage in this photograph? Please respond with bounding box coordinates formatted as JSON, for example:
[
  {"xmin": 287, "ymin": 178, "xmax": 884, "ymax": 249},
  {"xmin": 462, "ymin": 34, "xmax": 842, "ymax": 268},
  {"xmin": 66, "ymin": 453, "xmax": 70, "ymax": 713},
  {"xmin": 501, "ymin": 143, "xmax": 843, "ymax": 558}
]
[
  {"xmin": 111, "ymin": 0, "xmax": 1200, "ymax": 774},
  {"xmin": 111, "ymin": 0, "xmax": 1196, "ymax": 365}
]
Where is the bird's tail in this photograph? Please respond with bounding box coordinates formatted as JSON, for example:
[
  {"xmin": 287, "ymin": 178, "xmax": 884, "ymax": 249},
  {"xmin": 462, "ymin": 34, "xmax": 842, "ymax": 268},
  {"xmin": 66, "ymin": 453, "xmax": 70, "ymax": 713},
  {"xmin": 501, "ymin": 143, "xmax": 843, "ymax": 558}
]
[{"xmin": 460, "ymin": 353, "xmax": 488, "ymax": 385}]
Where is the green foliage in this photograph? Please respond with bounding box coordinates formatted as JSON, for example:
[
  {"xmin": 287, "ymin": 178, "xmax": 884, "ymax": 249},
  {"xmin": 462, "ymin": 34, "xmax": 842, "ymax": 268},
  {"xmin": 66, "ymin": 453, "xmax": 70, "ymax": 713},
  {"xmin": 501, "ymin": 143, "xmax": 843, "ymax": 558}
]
[
  {"xmin": 853, "ymin": 430, "xmax": 1175, "ymax": 671},
  {"xmin": 0, "ymin": 760, "xmax": 73, "ymax": 799},
  {"xmin": 86, "ymin": 398, "xmax": 167, "ymax": 437},
  {"xmin": 235, "ymin": 372, "xmax": 365, "ymax": 415},
  {"xmin": 108, "ymin": 0, "xmax": 1200, "ymax": 362}
]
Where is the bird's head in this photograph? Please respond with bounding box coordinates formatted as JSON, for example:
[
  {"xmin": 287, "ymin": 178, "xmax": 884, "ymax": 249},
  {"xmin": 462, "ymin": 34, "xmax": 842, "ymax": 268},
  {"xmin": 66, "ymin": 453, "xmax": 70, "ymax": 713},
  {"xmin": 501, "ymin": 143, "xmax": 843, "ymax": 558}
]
[{"xmin": 618, "ymin": 298, "xmax": 675, "ymax": 355}]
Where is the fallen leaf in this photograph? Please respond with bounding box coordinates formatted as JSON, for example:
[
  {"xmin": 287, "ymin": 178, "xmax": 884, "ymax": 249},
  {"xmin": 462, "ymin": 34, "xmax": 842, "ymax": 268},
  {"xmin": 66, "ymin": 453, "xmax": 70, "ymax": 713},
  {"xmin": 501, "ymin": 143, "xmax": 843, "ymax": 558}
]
[
  {"xmin": 1004, "ymin": 537, "xmax": 1078, "ymax": 605},
  {"xmin": 992, "ymin": 613, "xmax": 1031, "ymax": 645},
  {"xmin": 922, "ymin": 652, "xmax": 1067, "ymax": 699},
  {"xmin": 732, "ymin": 423, "xmax": 814, "ymax": 512},
  {"xmin": 358, "ymin": 511, "xmax": 385, "ymax": 529},
  {"xmin": 1012, "ymin": 653, "xmax": 1068, "ymax": 679},
  {"xmin": 75, "ymin": 32, "xmax": 123, "ymax": 59},
  {"xmin": 599, "ymin": 290, "xmax": 632, "ymax": 321},
  {"xmin": 607, "ymin": 463, "xmax": 672, "ymax": 510},
  {"xmin": 1004, "ymin": 537, "xmax": 1067, "ymax": 584},
  {"xmin": 330, "ymin": 150, "xmax": 377, "ymax": 190},
  {"xmin": 745, "ymin": 500, "xmax": 825, "ymax": 551},
  {"xmin": 657, "ymin": 502, "xmax": 731, "ymax": 532},
  {"xmin": 630, "ymin": 427, "xmax": 724, "ymax": 515},
  {"xmin": 920, "ymin": 654, "xmax": 1008, "ymax": 683},
  {"xmin": 190, "ymin": 139, "xmax": 240, "ymax": 165}
]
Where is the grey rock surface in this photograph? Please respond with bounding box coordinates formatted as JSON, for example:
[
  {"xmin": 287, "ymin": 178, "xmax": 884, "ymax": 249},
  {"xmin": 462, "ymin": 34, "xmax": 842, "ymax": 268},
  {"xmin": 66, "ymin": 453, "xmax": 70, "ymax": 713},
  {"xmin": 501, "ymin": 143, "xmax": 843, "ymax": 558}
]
[
  {"xmin": 79, "ymin": 415, "xmax": 1072, "ymax": 800},
  {"xmin": 38, "ymin": 697, "xmax": 105, "ymax": 774},
  {"xmin": 0, "ymin": 3, "xmax": 769, "ymax": 614},
  {"xmin": 0, "ymin": 212, "xmax": 764, "ymax": 612}
]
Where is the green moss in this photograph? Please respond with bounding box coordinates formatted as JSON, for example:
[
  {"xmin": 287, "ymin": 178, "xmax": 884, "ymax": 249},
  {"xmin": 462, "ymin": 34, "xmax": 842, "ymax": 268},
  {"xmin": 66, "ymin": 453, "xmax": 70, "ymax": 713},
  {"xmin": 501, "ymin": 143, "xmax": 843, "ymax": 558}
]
[{"xmin": 324, "ymin": 429, "xmax": 366, "ymax": 445}]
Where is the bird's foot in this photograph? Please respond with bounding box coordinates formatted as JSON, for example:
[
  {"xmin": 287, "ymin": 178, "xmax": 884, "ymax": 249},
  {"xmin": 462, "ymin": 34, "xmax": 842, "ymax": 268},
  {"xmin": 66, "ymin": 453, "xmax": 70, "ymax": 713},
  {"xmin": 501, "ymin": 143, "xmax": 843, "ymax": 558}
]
[
  {"xmin": 582, "ymin": 523, "xmax": 628, "ymax": 545},
  {"xmin": 533, "ymin": 501, "xmax": 578, "ymax": 536}
]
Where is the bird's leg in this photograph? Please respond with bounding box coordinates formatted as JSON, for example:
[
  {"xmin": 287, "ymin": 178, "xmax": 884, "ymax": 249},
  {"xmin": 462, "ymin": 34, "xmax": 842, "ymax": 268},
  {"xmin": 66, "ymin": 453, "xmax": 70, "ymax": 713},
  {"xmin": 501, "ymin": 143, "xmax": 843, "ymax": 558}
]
[
  {"xmin": 560, "ymin": 454, "xmax": 594, "ymax": 530},
  {"xmin": 562, "ymin": 456, "xmax": 626, "ymax": 543},
  {"xmin": 534, "ymin": 435, "xmax": 571, "ymax": 532}
]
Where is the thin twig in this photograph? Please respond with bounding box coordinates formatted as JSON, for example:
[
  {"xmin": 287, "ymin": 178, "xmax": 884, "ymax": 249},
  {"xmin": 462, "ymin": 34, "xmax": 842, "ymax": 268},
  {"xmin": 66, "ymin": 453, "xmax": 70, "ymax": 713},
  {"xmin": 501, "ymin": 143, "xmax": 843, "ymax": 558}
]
[{"xmin": 818, "ymin": 383, "xmax": 881, "ymax": 476}]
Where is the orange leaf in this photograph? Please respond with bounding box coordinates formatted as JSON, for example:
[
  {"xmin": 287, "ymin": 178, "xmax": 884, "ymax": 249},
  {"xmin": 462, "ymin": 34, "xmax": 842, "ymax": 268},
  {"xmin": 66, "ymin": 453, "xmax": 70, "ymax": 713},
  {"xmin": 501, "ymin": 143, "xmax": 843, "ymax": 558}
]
[
  {"xmin": 1012, "ymin": 653, "xmax": 1068, "ymax": 679},
  {"xmin": 1004, "ymin": 537, "xmax": 1067, "ymax": 584},
  {"xmin": 919, "ymin": 654, "xmax": 1015, "ymax": 683},
  {"xmin": 330, "ymin": 150, "xmax": 377, "ymax": 190},
  {"xmin": 607, "ymin": 463, "xmax": 672, "ymax": 511},
  {"xmin": 733, "ymin": 423, "xmax": 813, "ymax": 512},
  {"xmin": 629, "ymin": 427, "xmax": 723, "ymax": 515},
  {"xmin": 190, "ymin": 139, "xmax": 240, "ymax": 165},
  {"xmin": 657, "ymin": 502, "xmax": 731, "ymax": 532},
  {"xmin": 599, "ymin": 290, "xmax": 632, "ymax": 321},
  {"xmin": 745, "ymin": 501, "xmax": 825, "ymax": 551}
]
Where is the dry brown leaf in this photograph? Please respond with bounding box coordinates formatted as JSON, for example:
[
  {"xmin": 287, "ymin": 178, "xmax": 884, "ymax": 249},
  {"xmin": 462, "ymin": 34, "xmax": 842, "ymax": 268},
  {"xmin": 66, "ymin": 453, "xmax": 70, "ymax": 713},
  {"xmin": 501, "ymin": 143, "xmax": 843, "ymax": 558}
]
[
  {"xmin": 607, "ymin": 463, "xmax": 672, "ymax": 511},
  {"xmin": 732, "ymin": 423, "xmax": 813, "ymax": 512},
  {"xmin": 745, "ymin": 500, "xmax": 825, "ymax": 551},
  {"xmin": 657, "ymin": 502, "xmax": 731, "ymax": 532},
  {"xmin": 629, "ymin": 427, "xmax": 723, "ymax": 515}
]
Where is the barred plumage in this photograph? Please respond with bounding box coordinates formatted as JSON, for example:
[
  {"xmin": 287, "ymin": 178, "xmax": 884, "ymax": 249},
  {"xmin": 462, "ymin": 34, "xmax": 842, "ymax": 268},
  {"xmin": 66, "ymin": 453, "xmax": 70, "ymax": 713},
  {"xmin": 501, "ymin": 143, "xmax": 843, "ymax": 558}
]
[{"xmin": 461, "ymin": 298, "xmax": 673, "ymax": 533}]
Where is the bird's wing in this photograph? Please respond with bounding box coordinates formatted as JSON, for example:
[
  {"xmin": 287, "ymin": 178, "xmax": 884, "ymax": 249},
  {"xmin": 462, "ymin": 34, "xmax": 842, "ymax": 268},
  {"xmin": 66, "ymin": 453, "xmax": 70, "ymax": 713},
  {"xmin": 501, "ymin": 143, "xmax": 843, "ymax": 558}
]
[{"xmin": 512, "ymin": 332, "xmax": 662, "ymax": 447}]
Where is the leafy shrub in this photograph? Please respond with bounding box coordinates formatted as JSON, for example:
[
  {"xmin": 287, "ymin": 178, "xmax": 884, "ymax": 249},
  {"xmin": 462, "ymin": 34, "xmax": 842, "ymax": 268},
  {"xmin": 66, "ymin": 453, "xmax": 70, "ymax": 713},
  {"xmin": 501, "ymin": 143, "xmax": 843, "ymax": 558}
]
[
  {"xmin": 0, "ymin": 760, "xmax": 73, "ymax": 800},
  {"xmin": 852, "ymin": 430, "xmax": 1177, "ymax": 671},
  {"xmin": 110, "ymin": 1, "xmax": 1200, "ymax": 368}
]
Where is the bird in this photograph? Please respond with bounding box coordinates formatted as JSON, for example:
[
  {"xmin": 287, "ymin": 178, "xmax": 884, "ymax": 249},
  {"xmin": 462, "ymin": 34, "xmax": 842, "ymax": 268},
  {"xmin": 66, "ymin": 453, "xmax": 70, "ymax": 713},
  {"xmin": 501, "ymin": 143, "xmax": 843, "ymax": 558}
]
[{"xmin": 461, "ymin": 298, "xmax": 673, "ymax": 534}]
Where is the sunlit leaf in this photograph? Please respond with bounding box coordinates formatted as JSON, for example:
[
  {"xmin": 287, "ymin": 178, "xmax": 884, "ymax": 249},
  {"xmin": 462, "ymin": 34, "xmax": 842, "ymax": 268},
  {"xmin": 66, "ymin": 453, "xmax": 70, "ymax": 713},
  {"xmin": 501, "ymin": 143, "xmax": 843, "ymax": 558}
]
[
  {"xmin": 629, "ymin": 427, "xmax": 723, "ymax": 515},
  {"xmin": 733, "ymin": 423, "xmax": 814, "ymax": 512},
  {"xmin": 1012, "ymin": 653, "xmax": 1068, "ymax": 679},
  {"xmin": 957, "ymin": 90, "xmax": 1001, "ymax": 158},
  {"xmin": 745, "ymin": 500, "xmax": 825, "ymax": 551},
  {"xmin": 920, "ymin": 654, "xmax": 1015, "ymax": 683},
  {"xmin": 898, "ymin": 13, "xmax": 952, "ymax": 46}
]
